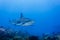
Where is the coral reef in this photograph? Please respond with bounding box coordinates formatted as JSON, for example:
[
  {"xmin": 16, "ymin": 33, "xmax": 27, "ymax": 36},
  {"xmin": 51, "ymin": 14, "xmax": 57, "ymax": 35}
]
[
  {"xmin": 28, "ymin": 36, "xmax": 39, "ymax": 40},
  {"xmin": 0, "ymin": 26, "xmax": 60, "ymax": 40}
]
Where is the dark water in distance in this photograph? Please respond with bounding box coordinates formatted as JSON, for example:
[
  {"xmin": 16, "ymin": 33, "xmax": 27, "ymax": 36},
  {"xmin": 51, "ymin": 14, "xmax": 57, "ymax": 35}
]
[{"xmin": 0, "ymin": 0, "xmax": 60, "ymax": 36}]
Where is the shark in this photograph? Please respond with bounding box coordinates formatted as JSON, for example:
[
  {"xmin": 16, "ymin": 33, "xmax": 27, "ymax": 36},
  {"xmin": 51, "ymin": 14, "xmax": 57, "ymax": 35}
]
[{"xmin": 9, "ymin": 13, "xmax": 34, "ymax": 26}]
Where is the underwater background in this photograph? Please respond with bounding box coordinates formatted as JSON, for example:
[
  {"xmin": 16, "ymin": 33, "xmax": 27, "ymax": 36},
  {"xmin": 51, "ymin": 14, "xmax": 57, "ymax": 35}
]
[{"xmin": 0, "ymin": 0, "xmax": 60, "ymax": 36}]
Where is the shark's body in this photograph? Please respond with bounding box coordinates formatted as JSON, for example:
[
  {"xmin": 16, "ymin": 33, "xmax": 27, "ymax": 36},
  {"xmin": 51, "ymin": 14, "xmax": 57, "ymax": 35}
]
[{"xmin": 10, "ymin": 13, "xmax": 34, "ymax": 26}]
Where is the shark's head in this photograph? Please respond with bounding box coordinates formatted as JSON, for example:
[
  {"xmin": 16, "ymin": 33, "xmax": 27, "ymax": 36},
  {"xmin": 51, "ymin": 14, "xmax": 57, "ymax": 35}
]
[{"xmin": 22, "ymin": 20, "xmax": 34, "ymax": 26}]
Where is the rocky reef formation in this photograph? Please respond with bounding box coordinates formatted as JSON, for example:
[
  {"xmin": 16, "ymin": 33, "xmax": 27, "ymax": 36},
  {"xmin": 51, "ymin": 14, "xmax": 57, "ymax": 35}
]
[{"xmin": 0, "ymin": 26, "xmax": 60, "ymax": 40}]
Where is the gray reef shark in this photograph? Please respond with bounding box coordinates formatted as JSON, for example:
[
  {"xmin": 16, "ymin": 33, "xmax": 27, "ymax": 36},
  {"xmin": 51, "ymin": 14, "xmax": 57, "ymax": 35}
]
[{"xmin": 9, "ymin": 13, "xmax": 34, "ymax": 26}]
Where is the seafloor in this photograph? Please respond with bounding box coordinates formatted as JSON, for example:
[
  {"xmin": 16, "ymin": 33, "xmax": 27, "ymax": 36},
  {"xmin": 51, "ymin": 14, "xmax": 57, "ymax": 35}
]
[{"xmin": 0, "ymin": 26, "xmax": 60, "ymax": 40}]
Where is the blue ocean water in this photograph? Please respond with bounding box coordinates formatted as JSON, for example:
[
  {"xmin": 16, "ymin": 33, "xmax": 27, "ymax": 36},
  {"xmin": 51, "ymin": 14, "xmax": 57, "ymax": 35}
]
[{"xmin": 0, "ymin": 0, "xmax": 60, "ymax": 36}]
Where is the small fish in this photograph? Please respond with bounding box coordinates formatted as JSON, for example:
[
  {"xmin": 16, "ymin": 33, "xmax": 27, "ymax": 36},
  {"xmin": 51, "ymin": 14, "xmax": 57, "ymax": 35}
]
[{"xmin": 9, "ymin": 13, "xmax": 34, "ymax": 26}]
